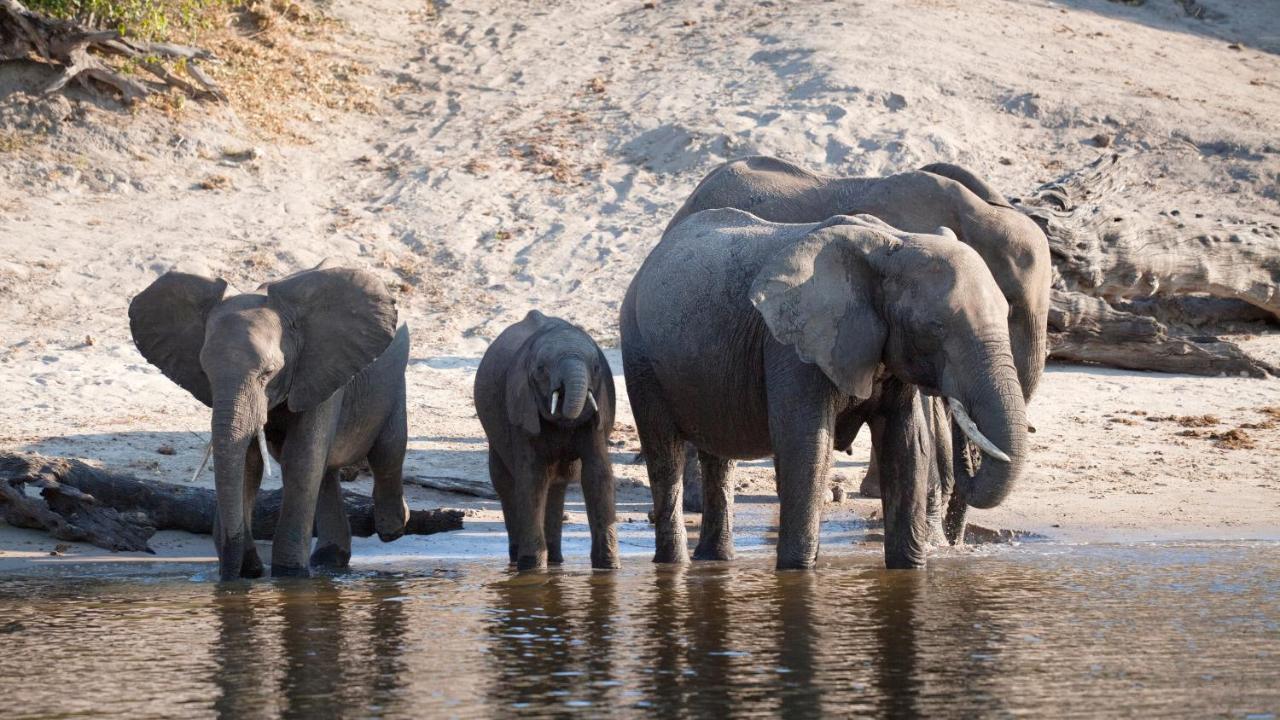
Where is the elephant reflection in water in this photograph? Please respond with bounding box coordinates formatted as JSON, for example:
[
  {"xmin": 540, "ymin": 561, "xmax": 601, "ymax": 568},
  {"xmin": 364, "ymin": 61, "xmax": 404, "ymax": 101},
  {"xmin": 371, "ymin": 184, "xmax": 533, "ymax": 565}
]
[
  {"xmin": 482, "ymin": 574, "xmax": 619, "ymax": 712},
  {"xmin": 210, "ymin": 580, "xmax": 411, "ymax": 719}
]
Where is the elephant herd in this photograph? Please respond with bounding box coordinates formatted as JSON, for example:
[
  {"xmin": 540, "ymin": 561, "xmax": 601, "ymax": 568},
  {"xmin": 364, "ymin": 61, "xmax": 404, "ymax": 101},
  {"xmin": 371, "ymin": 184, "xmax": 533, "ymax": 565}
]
[{"xmin": 129, "ymin": 155, "xmax": 1050, "ymax": 581}]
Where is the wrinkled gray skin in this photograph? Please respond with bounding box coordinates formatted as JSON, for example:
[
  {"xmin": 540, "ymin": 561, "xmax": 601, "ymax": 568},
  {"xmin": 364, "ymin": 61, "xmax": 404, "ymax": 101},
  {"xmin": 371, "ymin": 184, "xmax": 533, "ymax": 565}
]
[
  {"xmin": 668, "ymin": 156, "xmax": 1050, "ymax": 543},
  {"xmin": 621, "ymin": 210, "xmax": 1028, "ymax": 570},
  {"xmin": 475, "ymin": 311, "xmax": 620, "ymax": 571},
  {"xmin": 129, "ymin": 262, "xmax": 410, "ymax": 581}
]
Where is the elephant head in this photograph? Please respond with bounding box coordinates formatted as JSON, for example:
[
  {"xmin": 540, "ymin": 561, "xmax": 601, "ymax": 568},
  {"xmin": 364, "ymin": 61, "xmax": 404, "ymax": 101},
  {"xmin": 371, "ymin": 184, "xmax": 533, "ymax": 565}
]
[
  {"xmin": 129, "ymin": 264, "xmax": 397, "ymax": 579},
  {"xmin": 507, "ymin": 312, "xmax": 610, "ymax": 437},
  {"xmin": 918, "ymin": 163, "xmax": 1051, "ymax": 402},
  {"xmin": 750, "ymin": 215, "xmax": 1028, "ymax": 509}
]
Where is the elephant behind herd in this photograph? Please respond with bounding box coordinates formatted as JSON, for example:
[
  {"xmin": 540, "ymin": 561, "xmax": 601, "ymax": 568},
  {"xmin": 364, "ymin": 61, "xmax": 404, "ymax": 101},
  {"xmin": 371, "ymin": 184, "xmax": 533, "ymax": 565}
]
[{"xmin": 129, "ymin": 155, "xmax": 1048, "ymax": 578}]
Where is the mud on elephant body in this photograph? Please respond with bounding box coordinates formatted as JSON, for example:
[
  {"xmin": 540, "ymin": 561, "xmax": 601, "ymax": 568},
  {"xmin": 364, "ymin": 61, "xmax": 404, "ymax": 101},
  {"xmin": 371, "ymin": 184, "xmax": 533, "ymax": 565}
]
[
  {"xmin": 474, "ymin": 310, "xmax": 620, "ymax": 571},
  {"xmin": 669, "ymin": 156, "xmax": 1050, "ymax": 542},
  {"xmin": 129, "ymin": 262, "xmax": 411, "ymax": 580},
  {"xmin": 622, "ymin": 210, "xmax": 1028, "ymax": 570}
]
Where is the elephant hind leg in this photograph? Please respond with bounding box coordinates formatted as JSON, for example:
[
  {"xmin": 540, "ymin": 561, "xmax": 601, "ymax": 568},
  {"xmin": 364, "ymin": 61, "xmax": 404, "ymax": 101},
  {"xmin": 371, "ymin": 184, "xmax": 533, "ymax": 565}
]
[
  {"xmin": 367, "ymin": 405, "xmax": 410, "ymax": 543},
  {"xmin": 692, "ymin": 452, "xmax": 735, "ymax": 562},
  {"xmin": 311, "ymin": 469, "xmax": 352, "ymax": 570},
  {"xmin": 544, "ymin": 470, "xmax": 570, "ymax": 565},
  {"xmin": 633, "ymin": 412, "xmax": 688, "ymax": 564}
]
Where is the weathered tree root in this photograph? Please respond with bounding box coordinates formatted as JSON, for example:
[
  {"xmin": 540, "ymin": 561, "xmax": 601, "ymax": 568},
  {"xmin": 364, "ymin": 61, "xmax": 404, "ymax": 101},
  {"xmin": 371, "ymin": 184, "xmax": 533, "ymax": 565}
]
[
  {"xmin": 0, "ymin": 0, "xmax": 225, "ymax": 103},
  {"xmin": 0, "ymin": 453, "xmax": 464, "ymax": 553},
  {"xmin": 1014, "ymin": 152, "xmax": 1280, "ymax": 378}
]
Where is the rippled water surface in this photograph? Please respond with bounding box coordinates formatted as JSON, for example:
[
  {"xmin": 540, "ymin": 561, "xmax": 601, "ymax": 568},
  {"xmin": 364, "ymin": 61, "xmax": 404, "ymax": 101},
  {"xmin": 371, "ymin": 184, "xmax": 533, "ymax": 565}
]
[{"xmin": 1, "ymin": 543, "xmax": 1278, "ymax": 718}]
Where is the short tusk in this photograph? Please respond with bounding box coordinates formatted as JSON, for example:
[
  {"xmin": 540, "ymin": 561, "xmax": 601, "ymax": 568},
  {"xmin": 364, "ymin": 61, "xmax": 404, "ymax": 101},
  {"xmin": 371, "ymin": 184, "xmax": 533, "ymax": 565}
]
[
  {"xmin": 947, "ymin": 398, "xmax": 1012, "ymax": 463},
  {"xmin": 257, "ymin": 428, "xmax": 272, "ymax": 478},
  {"xmin": 191, "ymin": 441, "xmax": 212, "ymax": 483},
  {"xmin": 587, "ymin": 390, "xmax": 599, "ymax": 413},
  {"xmin": 550, "ymin": 390, "xmax": 560, "ymax": 416}
]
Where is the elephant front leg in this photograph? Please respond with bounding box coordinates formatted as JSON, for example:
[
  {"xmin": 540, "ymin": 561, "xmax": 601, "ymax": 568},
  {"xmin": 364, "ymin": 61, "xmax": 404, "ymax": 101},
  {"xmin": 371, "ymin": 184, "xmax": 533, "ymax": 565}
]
[
  {"xmin": 272, "ymin": 395, "xmax": 343, "ymax": 577},
  {"xmin": 692, "ymin": 452, "xmax": 735, "ymax": 561},
  {"xmin": 311, "ymin": 469, "xmax": 352, "ymax": 570},
  {"xmin": 859, "ymin": 416, "xmax": 885, "ymax": 499},
  {"xmin": 581, "ymin": 447, "xmax": 620, "ymax": 570},
  {"xmin": 876, "ymin": 387, "xmax": 931, "ymax": 570},
  {"xmin": 766, "ymin": 376, "xmax": 835, "ymax": 570},
  {"xmin": 368, "ymin": 405, "xmax": 410, "ymax": 542}
]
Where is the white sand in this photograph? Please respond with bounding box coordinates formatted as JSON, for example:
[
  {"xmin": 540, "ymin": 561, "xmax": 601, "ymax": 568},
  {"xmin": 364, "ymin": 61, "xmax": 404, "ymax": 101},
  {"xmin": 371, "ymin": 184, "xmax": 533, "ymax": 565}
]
[{"xmin": 1, "ymin": 0, "xmax": 1278, "ymax": 567}]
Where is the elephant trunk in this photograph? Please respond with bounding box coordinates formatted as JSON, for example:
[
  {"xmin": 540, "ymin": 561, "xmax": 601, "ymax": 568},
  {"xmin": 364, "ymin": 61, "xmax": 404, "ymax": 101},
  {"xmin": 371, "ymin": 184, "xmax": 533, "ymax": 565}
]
[
  {"xmin": 555, "ymin": 356, "xmax": 590, "ymax": 421},
  {"xmin": 209, "ymin": 381, "xmax": 266, "ymax": 580},
  {"xmin": 1010, "ymin": 306, "xmax": 1048, "ymax": 402},
  {"xmin": 949, "ymin": 335, "xmax": 1028, "ymax": 510}
]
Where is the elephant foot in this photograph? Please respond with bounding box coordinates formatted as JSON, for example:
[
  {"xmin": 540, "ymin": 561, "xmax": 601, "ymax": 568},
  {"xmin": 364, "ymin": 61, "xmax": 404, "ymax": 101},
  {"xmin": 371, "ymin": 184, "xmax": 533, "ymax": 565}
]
[
  {"xmin": 682, "ymin": 493, "xmax": 703, "ymax": 514},
  {"xmin": 548, "ymin": 550, "xmax": 565, "ymax": 565},
  {"xmin": 240, "ymin": 546, "xmax": 265, "ymax": 579},
  {"xmin": 859, "ymin": 471, "xmax": 881, "ymax": 499},
  {"xmin": 652, "ymin": 538, "xmax": 689, "ymax": 565},
  {"xmin": 692, "ymin": 544, "xmax": 734, "ymax": 562},
  {"xmin": 884, "ymin": 556, "xmax": 926, "ymax": 570},
  {"xmin": 775, "ymin": 541, "xmax": 819, "ymax": 570},
  {"xmin": 271, "ymin": 563, "xmax": 312, "ymax": 579},
  {"xmin": 515, "ymin": 553, "xmax": 547, "ymax": 572},
  {"xmin": 310, "ymin": 544, "xmax": 352, "ymax": 570}
]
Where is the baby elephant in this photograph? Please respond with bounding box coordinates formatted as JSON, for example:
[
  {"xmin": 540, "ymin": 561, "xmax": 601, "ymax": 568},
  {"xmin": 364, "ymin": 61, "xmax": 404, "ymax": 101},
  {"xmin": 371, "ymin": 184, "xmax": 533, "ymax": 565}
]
[
  {"xmin": 130, "ymin": 261, "xmax": 410, "ymax": 580},
  {"xmin": 474, "ymin": 311, "xmax": 620, "ymax": 571}
]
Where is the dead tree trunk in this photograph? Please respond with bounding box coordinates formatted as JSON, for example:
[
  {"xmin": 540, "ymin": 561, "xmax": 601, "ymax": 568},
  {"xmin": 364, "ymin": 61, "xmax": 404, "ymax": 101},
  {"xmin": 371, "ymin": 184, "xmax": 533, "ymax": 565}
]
[
  {"xmin": 0, "ymin": 453, "xmax": 464, "ymax": 553},
  {"xmin": 1013, "ymin": 152, "xmax": 1280, "ymax": 377},
  {"xmin": 0, "ymin": 0, "xmax": 224, "ymax": 103}
]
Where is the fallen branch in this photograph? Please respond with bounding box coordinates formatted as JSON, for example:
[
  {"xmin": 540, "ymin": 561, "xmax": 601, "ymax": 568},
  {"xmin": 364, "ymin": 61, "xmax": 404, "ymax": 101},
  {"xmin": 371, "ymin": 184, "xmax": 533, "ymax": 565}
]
[
  {"xmin": 0, "ymin": 453, "xmax": 464, "ymax": 553},
  {"xmin": 1011, "ymin": 152, "xmax": 1280, "ymax": 377},
  {"xmin": 404, "ymin": 473, "xmax": 497, "ymax": 499},
  {"xmin": 0, "ymin": 0, "xmax": 224, "ymax": 103}
]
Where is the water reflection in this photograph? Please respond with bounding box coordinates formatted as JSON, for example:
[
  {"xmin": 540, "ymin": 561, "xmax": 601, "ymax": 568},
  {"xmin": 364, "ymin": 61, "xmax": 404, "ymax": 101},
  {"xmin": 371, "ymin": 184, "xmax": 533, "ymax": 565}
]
[{"xmin": 1, "ymin": 544, "xmax": 1279, "ymax": 718}]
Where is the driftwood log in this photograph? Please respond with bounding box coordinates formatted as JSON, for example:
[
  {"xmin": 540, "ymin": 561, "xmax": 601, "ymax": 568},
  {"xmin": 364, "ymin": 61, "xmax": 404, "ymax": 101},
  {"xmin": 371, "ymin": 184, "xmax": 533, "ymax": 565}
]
[
  {"xmin": 1014, "ymin": 152, "xmax": 1279, "ymax": 378},
  {"xmin": 0, "ymin": 0, "xmax": 224, "ymax": 103},
  {"xmin": 0, "ymin": 453, "xmax": 464, "ymax": 553}
]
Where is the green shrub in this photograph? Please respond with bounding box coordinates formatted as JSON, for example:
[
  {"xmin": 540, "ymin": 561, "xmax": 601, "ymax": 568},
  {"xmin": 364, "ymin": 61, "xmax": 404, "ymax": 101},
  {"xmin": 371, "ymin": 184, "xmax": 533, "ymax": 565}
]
[{"xmin": 23, "ymin": 0, "xmax": 229, "ymax": 40}]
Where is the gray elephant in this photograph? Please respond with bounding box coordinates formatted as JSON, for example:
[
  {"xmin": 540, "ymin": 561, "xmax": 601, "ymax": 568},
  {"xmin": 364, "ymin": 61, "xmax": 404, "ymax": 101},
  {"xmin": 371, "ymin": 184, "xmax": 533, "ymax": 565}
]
[
  {"xmin": 668, "ymin": 155, "xmax": 1050, "ymax": 541},
  {"xmin": 129, "ymin": 262, "xmax": 410, "ymax": 580},
  {"xmin": 474, "ymin": 310, "xmax": 620, "ymax": 571},
  {"xmin": 621, "ymin": 210, "xmax": 1028, "ymax": 570}
]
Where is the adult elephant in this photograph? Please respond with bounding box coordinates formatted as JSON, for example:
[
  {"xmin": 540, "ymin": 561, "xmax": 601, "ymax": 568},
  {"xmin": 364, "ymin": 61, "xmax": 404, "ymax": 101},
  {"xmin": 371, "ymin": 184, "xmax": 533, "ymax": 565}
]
[
  {"xmin": 621, "ymin": 210, "xmax": 1028, "ymax": 570},
  {"xmin": 668, "ymin": 155, "xmax": 1050, "ymax": 541},
  {"xmin": 129, "ymin": 262, "xmax": 409, "ymax": 580}
]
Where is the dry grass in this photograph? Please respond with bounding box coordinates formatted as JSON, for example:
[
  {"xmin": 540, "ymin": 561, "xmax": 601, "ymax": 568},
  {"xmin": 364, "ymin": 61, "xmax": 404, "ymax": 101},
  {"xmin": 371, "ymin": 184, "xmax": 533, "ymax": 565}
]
[{"xmin": 1211, "ymin": 429, "xmax": 1256, "ymax": 450}]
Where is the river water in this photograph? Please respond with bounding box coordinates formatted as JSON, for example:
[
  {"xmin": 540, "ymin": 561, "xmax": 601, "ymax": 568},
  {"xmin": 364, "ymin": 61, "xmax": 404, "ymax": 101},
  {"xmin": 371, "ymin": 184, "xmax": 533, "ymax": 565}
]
[{"xmin": 1, "ymin": 542, "xmax": 1277, "ymax": 718}]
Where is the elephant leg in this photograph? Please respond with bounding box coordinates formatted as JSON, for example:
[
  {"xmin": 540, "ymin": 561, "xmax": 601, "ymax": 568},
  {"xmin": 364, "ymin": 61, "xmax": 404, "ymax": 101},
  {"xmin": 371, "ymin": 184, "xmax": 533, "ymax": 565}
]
[
  {"xmin": 766, "ymin": 356, "xmax": 835, "ymax": 571},
  {"xmin": 509, "ymin": 444, "xmax": 553, "ymax": 571},
  {"xmin": 240, "ymin": 440, "xmax": 266, "ymax": 578},
  {"xmin": 859, "ymin": 416, "xmax": 885, "ymax": 499},
  {"xmin": 640, "ymin": 432, "xmax": 687, "ymax": 565},
  {"xmin": 272, "ymin": 395, "xmax": 342, "ymax": 577},
  {"xmin": 925, "ymin": 397, "xmax": 951, "ymax": 547},
  {"xmin": 692, "ymin": 452, "xmax": 735, "ymax": 562},
  {"xmin": 311, "ymin": 469, "xmax": 352, "ymax": 570},
  {"xmin": 545, "ymin": 472, "xmax": 568, "ymax": 565},
  {"xmin": 681, "ymin": 443, "xmax": 703, "ymax": 513},
  {"xmin": 489, "ymin": 449, "xmax": 519, "ymax": 564},
  {"xmin": 367, "ymin": 404, "xmax": 409, "ymax": 543},
  {"xmin": 581, "ymin": 443, "xmax": 620, "ymax": 569},
  {"xmin": 876, "ymin": 387, "xmax": 931, "ymax": 570}
]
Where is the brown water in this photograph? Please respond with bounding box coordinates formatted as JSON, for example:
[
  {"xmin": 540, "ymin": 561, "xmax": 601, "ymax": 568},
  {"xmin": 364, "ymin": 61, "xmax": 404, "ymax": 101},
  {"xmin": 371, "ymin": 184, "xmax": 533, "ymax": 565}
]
[{"xmin": 1, "ymin": 543, "xmax": 1278, "ymax": 719}]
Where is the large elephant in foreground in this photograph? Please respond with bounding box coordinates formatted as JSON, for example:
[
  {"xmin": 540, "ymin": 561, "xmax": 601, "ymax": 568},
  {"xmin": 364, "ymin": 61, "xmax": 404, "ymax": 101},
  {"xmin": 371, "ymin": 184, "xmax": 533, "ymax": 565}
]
[
  {"xmin": 668, "ymin": 155, "xmax": 1050, "ymax": 540},
  {"xmin": 621, "ymin": 210, "xmax": 1028, "ymax": 569},
  {"xmin": 130, "ymin": 262, "xmax": 410, "ymax": 580}
]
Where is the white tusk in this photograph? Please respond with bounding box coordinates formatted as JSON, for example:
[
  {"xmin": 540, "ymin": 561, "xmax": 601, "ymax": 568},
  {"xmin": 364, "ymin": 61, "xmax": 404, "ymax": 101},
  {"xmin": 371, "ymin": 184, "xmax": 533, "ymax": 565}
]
[
  {"xmin": 587, "ymin": 390, "xmax": 599, "ymax": 413},
  {"xmin": 550, "ymin": 390, "xmax": 559, "ymax": 416},
  {"xmin": 190, "ymin": 441, "xmax": 212, "ymax": 483},
  {"xmin": 257, "ymin": 428, "xmax": 272, "ymax": 478},
  {"xmin": 947, "ymin": 398, "xmax": 1012, "ymax": 463}
]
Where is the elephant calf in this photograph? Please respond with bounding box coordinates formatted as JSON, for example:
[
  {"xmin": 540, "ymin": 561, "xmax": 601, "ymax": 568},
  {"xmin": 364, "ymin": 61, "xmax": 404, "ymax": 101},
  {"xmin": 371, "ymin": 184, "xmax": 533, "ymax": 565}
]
[
  {"xmin": 130, "ymin": 262, "xmax": 411, "ymax": 580},
  {"xmin": 474, "ymin": 311, "xmax": 620, "ymax": 571}
]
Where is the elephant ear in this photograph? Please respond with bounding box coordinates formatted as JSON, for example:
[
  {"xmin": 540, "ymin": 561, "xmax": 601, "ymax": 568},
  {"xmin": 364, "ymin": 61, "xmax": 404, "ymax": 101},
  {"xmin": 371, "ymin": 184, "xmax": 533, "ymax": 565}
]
[
  {"xmin": 129, "ymin": 272, "xmax": 230, "ymax": 407},
  {"xmin": 592, "ymin": 348, "xmax": 615, "ymax": 431},
  {"xmin": 267, "ymin": 266, "xmax": 397, "ymax": 412},
  {"xmin": 505, "ymin": 356, "xmax": 543, "ymax": 436},
  {"xmin": 750, "ymin": 225, "xmax": 888, "ymax": 400}
]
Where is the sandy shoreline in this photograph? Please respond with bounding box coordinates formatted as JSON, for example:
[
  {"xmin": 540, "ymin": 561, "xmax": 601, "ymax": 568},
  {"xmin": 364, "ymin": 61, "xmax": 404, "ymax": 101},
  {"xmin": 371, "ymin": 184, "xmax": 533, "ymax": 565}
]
[{"xmin": 3, "ymin": 0, "xmax": 1279, "ymax": 569}]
